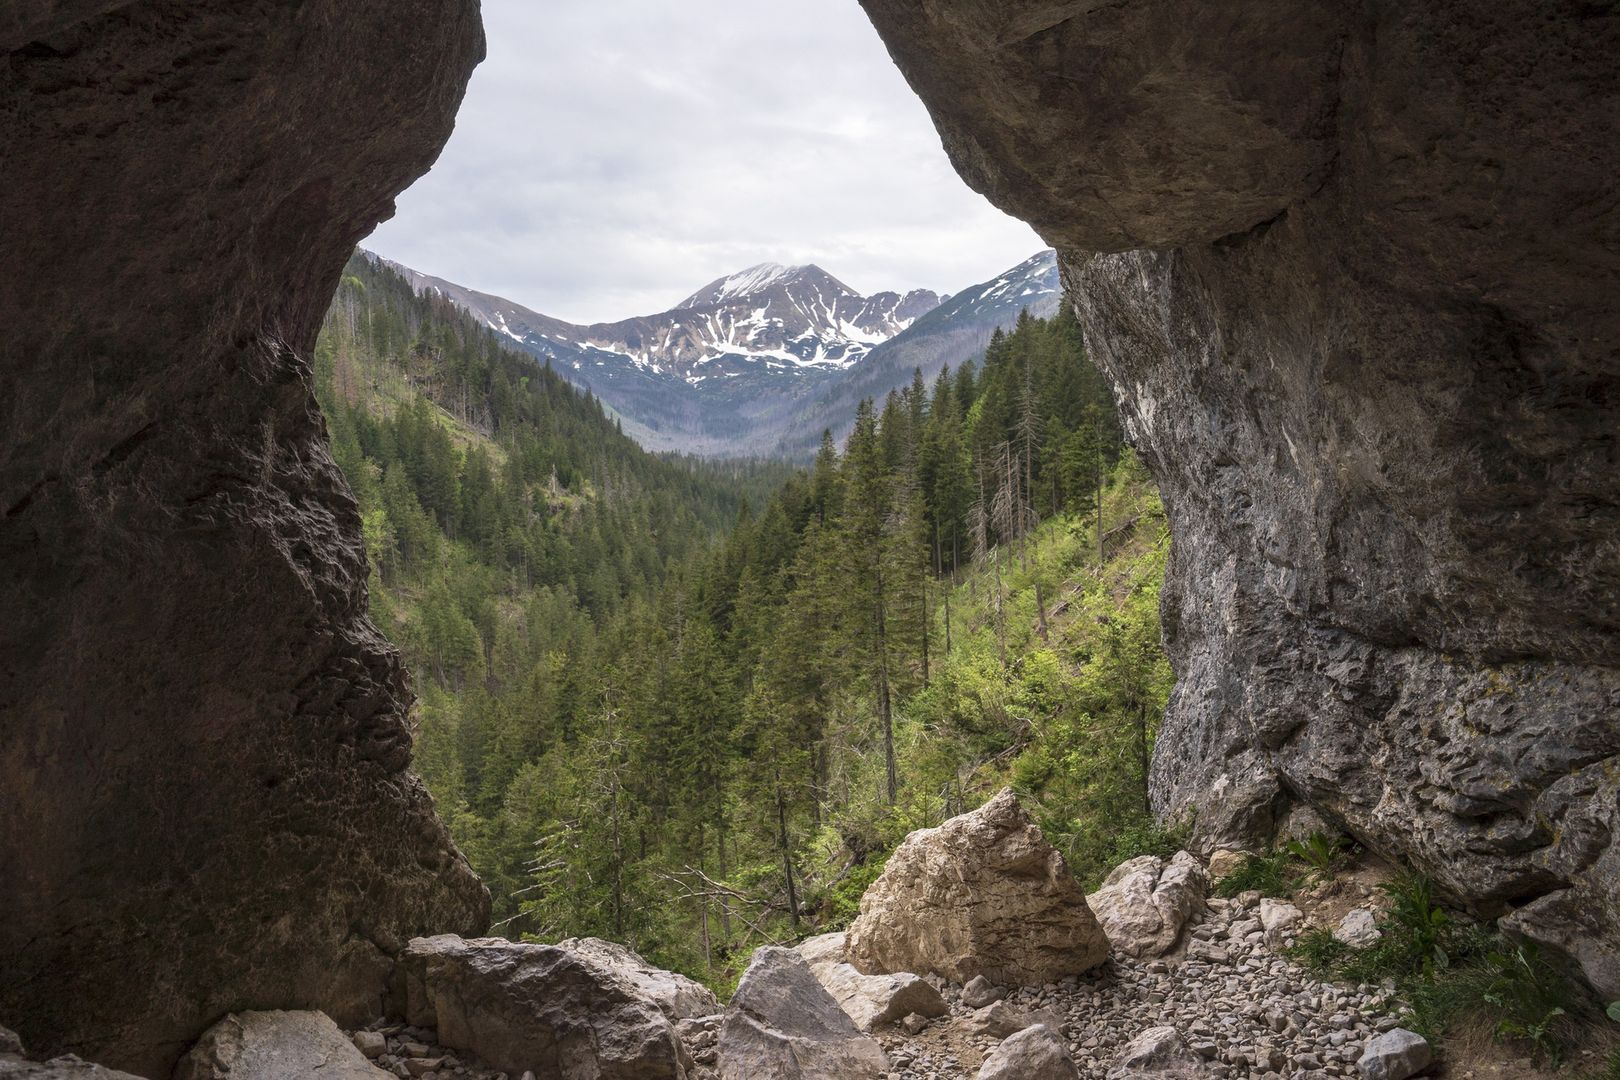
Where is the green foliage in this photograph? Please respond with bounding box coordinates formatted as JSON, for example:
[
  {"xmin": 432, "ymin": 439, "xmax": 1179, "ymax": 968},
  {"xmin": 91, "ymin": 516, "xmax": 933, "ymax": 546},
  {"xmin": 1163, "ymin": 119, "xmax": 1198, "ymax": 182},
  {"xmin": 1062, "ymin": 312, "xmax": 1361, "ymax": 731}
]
[
  {"xmin": 1378, "ymin": 870, "xmax": 1455, "ymax": 976},
  {"xmin": 1287, "ymin": 927, "xmax": 1351, "ymax": 974},
  {"xmin": 1398, "ymin": 939, "xmax": 1581, "ymax": 1062},
  {"xmin": 1474, "ymin": 942, "xmax": 1575, "ymax": 1063},
  {"xmin": 1609, "ymin": 1001, "xmax": 1620, "ymax": 1023},
  {"xmin": 1213, "ymin": 851, "xmax": 1299, "ymax": 898},
  {"xmin": 1291, "ymin": 873, "xmax": 1587, "ymax": 1064},
  {"xmin": 316, "ymin": 262, "xmax": 1161, "ymax": 979},
  {"xmin": 817, "ymin": 854, "xmax": 890, "ymax": 930},
  {"xmin": 1285, "ymin": 831, "xmax": 1347, "ymax": 883}
]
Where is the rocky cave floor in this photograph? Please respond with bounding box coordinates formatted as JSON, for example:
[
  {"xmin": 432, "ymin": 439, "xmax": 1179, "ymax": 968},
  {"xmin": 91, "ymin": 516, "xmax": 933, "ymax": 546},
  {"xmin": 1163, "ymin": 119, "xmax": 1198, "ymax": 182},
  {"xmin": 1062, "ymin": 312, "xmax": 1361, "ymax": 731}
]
[
  {"xmin": 349, "ymin": 892, "xmax": 1399, "ymax": 1080},
  {"xmin": 341, "ymin": 873, "xmax": 1612, "ymax": 1080},
  {"xmin": 873, "ymin": 898, "xmax": 1396, "ymax": 1079}
]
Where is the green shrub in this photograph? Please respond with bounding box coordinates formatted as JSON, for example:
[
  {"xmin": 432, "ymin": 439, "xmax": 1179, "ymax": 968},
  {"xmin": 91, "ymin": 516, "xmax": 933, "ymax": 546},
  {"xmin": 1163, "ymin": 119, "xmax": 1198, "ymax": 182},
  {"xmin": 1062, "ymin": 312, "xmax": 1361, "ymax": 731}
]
[
  {"xmin": 1101, "ymin": 816, "xmax": 1193, "ymax": 870},
  {"xmin": 1288, "ymin": 926, "xmax": 1351, "ymax": 974},
  {"xmin": 1213, "ymin": 850, "xmax": 1298, "ymax": 898},
  {"xmin": 1378, "ymin": 870, "xmax": 1454, "ymax": 975},
  {"xmin": 819, "ymin": 854, "xmax": 889, "ymax": 929},
  {"xmin": 1291, "ymin": 875, "xmax": 1585, "ymax": 1065},
  {"xmin": 1285, "ymin": 831, "xmax": 1347, "ymax": 883}
]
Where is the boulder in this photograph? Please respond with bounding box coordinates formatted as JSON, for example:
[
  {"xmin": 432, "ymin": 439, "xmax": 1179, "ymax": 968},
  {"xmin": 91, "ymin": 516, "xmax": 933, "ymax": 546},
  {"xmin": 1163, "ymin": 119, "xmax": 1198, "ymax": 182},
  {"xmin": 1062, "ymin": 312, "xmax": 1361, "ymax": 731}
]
[
  {"xmin": 0, "ymin": 1028, "xmax": 19, "ymax": 1057},
  {"xmin": 173, "ymin": 1012, "xmax": 389, "ymax": 1080},
  {"xmin": 716, "ymin": 947, "xmax": 888, "ymax": 1080},
  {"xmin": 960, "ymin": 975, "xmax": 1006, "ymax": 1009},
  {"xmin": 1259, "ymin": 899, "xmax": 1304, "ymax": 945},
  {"xmin": 793, "ymin": 930, "xmax": 944, "ymax": 1031},
  {"xmin": 794, "ymin": 933, "xmax": 848, "ymax": 975},
  {"xmin": 977, "ymin": 1024, "xmax": 1079, "ymax": 1080},
  {"xmin": 1205, "ymin": 850, "xmax": 1249, "ymax": 886},
  {"xmin": 351, "ymin": 1030, "xmax": 387, "ymax": 1059},
  {"xmin": 845, "ymin": 790, "xmax": 1109, "ymax": 984},
  {"xmin": 966, "ymin": 1000, "xmax": 1062, "ymax": 1039},
  {"xmin": 558, "ymin": 938, "xmax": 720, "ymax": 1020},
  {"xmin": 1357, "ymin": 1029, "xmax": 1432, "ymax": 1080},
  {"xmin": 396, "ymin": 935, "xmax": 690, "ymax": 1079},
  {"xmin": 1335, "ymin": 910, "xmax": 1382, "ymax": 948},
  {"xmin": 1087, "ymin": 852, "xmax": 1209, "ymax": 958},
  {"xmin": 813, "ymin": 964, "xmax": 947, "ymax": 1032},
  {"xmin": 1107, "ymin": 1027, "xmax": 1211, "ymax": 1078}
]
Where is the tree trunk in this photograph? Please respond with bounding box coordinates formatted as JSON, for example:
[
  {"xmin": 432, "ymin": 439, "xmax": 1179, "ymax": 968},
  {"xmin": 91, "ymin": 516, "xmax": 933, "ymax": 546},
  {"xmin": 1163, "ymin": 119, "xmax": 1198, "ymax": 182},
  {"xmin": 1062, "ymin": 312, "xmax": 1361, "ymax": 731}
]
[
  {"xmin": 876, "ymin": 571, "xmax": 897, "ymax": 805},
  {"xmin": 774, "ymin": 773, "xmax": 799, "ymax": 931}
]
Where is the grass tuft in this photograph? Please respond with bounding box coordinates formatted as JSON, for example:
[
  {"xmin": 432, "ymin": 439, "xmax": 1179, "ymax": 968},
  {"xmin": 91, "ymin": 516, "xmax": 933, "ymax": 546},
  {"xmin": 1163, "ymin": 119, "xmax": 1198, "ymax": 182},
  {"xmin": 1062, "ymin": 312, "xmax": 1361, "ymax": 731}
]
[
  {"xmin": 1213, "ymin": 850, "xmax": 1298, "ymax": 898},
  {"xmin": 1287, "ymin": 870, "xmax": 1590, "ymax": 1064}
]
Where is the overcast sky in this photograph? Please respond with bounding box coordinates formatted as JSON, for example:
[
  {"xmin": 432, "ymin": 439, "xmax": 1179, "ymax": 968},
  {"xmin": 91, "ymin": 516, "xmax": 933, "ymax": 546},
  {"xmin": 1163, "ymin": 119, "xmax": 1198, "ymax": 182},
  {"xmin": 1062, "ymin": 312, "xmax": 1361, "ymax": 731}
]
[{"xmin": 363, "ymin": 0, "xmax": 1045, "ymax": 325}]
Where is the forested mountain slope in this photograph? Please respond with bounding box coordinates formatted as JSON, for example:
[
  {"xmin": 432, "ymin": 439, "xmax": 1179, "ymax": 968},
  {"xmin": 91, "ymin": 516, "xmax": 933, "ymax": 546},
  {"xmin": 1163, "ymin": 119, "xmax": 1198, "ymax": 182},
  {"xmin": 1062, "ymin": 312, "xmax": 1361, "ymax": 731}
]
[{"xmin": 316, "ymin": 259, "xmax": 1165, "ymax": 991}]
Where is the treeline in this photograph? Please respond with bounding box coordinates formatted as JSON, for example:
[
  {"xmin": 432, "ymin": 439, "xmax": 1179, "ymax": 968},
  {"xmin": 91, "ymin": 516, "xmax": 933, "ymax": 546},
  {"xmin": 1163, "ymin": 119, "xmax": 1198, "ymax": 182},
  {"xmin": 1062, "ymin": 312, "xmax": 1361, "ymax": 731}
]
[{"xmin": 315, "ymin": 264, "xmax": 1167, "ymax": 987}]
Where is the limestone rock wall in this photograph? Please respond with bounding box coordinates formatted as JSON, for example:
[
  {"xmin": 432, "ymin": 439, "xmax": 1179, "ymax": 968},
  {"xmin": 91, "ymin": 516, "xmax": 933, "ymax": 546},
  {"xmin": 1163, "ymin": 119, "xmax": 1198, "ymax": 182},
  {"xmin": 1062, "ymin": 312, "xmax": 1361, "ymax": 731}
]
[
  {"xmin": 0, "ymin": 2, "xmax": 489, "ymax": 1075},
  {"xmin": 858, "ymin": 0, "xmax": 1620, "ymax": 995}
]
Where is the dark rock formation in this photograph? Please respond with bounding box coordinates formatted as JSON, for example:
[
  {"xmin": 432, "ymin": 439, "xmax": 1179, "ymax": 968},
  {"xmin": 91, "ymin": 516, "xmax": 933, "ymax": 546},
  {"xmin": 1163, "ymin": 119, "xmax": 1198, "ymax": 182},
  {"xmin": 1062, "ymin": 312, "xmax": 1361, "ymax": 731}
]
[
  {"xmin": 0, "ymin": 2, "xmax": 488, "ymax": 1075},
  {"xmin": 858, "ymin": 0, "xmax": 1620, "ymax": 995}
]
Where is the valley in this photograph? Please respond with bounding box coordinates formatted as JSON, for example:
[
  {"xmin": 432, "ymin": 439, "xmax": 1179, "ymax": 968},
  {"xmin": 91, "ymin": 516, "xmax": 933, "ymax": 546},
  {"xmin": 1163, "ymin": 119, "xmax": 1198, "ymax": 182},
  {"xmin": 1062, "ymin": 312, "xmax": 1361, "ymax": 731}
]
[{"xmin": 378, "ymin": 248, "xmax": 1060, "ymax": 457}]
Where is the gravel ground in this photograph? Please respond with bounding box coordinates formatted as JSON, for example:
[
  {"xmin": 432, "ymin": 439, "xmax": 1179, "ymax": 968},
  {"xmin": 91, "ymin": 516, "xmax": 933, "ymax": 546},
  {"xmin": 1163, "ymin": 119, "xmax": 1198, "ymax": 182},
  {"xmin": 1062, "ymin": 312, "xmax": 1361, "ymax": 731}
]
[{"xmin": 873, "ymin": 892, "xmax": 1401, "ymax": 1080}]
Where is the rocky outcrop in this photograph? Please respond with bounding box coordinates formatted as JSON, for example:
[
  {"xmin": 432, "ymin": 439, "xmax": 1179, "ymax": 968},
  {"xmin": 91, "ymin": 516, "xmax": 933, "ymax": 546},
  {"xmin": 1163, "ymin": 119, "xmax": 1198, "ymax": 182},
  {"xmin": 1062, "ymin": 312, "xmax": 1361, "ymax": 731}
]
[
  {"xmin": 556, "ymin": 938, "xmax": 720, "ymax": 1021},
  {"xmin": 846, "ymin": 790, "xmax": 1109, "ymax": 984},
  {"xmin": 793, "ymin": 931, "xmax": 947, "ymax": 1032},
  {"xmin": 857, "ymin": 0, "xmax": 1620, "ymax": 994},
  {"xmin": 0, "ymin": 1, "xmax": 487, "ymax": 1074},
  {"xmin": 716, "ymin": 947, "xmax": 889, "ymax": 1080},
  {"xmin": 1087, "ymin": 852, "xmax": 1208, "ymax": 959},
  {"xmin": 172, "ymin": 1012, "xmax": 389, "ymax": 1080},
  {"xmin": 396, "ymin": 935, "xmax": 694, "ymax": 1080}
]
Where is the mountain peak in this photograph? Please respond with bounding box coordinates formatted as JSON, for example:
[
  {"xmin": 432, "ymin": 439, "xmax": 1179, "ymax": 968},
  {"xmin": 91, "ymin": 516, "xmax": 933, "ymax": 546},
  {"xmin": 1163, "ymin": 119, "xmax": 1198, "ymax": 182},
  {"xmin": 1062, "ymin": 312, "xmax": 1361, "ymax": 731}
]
[{"xmin": 679, "ymin": 261, "xmax": 854, "ymax": 309}]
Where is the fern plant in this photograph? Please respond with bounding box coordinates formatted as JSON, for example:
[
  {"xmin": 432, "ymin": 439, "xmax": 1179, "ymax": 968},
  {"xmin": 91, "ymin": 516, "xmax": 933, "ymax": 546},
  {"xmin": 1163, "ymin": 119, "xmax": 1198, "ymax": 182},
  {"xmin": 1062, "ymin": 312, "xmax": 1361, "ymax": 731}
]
[
  {"xmin": 1284, "ymin": 830, "xmax": 1345, "ymax": 883},
  {"xmin": 1380, "ymin": 870, "xmax": 1453, "ymax": 974}
]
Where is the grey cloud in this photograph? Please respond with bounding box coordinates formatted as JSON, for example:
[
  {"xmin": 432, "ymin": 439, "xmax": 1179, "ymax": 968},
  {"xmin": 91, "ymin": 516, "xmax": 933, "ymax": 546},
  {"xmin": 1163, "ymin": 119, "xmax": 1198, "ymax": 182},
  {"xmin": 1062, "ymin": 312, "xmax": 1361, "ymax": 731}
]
[{"xmin": 366, "ymin": 0, "xmax": 1043, "ymax": 323}]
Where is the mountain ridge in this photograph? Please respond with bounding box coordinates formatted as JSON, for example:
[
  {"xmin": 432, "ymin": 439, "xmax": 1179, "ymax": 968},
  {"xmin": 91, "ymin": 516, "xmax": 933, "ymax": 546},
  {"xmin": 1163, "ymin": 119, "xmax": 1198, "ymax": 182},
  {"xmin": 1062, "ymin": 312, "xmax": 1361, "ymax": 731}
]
[{"xmin": 372, "ymin": 248, "xmax": 1060, "ymax": 458}]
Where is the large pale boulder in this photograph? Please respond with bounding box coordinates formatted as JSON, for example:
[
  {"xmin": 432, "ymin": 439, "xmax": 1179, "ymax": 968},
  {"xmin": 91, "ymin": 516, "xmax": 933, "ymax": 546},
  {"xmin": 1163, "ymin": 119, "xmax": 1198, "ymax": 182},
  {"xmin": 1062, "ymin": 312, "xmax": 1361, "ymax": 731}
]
[
  {"xmin": 396, "ymin": 935, "xmax": 691, "ymax": 1079},
  {"xmin": 977, "ymin": 1024, "xmax": 1079, "ymax": 1080},
  {"xmin": 557, "ymin": 938, "xmax": 719, "ymax": 1020},
  {"xmin": 173, "ymin": 1011, "xmax": 389, "ymax": 1080},
  {"xmin": 1087, "ymin": 852, "xmax": 1208, "ymax": 958},
  {"xmin": 846, "ymin": 790, "xmax": 1109, "ymax": 984},
  {"xmin": 716, "ymin": 947, "xmax": 888, "ymax": 1080},
  {"xmin": 793, "ymin": 933, "xmax": 849, "ymax": 976}
]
